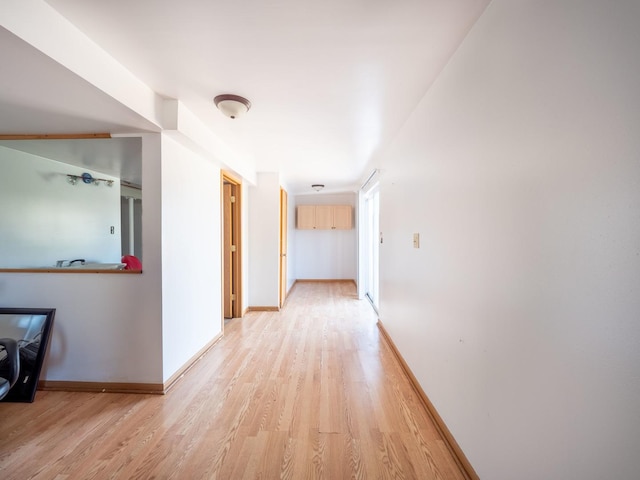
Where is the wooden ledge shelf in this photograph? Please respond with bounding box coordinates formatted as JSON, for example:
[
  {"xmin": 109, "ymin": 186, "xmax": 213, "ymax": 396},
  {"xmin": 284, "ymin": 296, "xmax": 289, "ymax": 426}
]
[{"xmin": 0, "ymin": 268, "xmax": 142, "ymax": 274}]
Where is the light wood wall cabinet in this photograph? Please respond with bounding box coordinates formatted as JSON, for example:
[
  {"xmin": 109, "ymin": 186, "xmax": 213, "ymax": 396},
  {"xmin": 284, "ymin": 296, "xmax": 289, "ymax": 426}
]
[
  {"xmin": 297, "ymin": 205, "xmax": 353, "ymax": 229},
  {"xmin": 296, "ymin": 205, "xmax": 317, "ymax": 229}
]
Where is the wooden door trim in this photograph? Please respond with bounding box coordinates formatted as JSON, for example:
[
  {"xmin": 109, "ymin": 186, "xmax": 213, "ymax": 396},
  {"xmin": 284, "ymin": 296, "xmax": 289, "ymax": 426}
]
[
  {"xmin": 221, "ymin": 171, "xmax": 243, "ymax": 322},
  {"xmin": 0, "ymin": 133, "xmax": 111, "ymax": 140},
  {"xmin": 279, "ymin": 188, "xmax": 288, "ymax": 308},
  {"xmin": 223, "ymin": 183, "xmax": 233, "ymax": 318}
]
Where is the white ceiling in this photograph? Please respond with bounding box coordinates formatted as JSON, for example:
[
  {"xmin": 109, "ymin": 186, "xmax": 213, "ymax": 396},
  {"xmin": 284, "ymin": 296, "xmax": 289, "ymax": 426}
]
[
  {"xmin": 2, "ymin": 0, "xmax": 488, "ymax": 194},
  {"xmin": 0, "ymin": 27, "xmax": 159, "ymax": 135},
  {"xmin": 0, "ymin": 137, "xmax": 143, "ymax": 186}
]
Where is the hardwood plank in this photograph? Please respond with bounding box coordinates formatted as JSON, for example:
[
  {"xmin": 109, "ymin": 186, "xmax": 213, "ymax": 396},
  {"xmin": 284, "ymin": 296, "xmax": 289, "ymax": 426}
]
[{"xmin": 0, "ymin": 281, "xmax": 469, "ymax": 479}]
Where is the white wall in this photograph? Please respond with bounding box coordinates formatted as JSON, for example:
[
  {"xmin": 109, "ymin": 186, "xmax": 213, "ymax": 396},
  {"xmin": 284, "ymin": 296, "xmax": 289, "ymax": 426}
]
[
  {"xmin": 0, "ymin": 146, "xmax": 121, "ymax": 268},
  {"xmin": 0, "ymin": 134, "xmax": 163, "ymax": 383},
  {"xmin": 294, "ymin": 192, "xmax": 357, "ymax": 280},
  {"xmin": 377, "ymin": 1, "xmax": 640, "ymax": 479},
  {"xmin": 0, "ymin": 131, "xmax": 242, "ymax": 386},
  {"xmin": 286, "ymin": 190, "xmax": 297, "ymax": 293},
  {"xmin": 248, "ymin": 172, "xmax": 281, "ymax": 307},
  {"xmin": 241, "ymin": 181, "xmax": 251, "ymax": 313},
  {"xmin": 160, "ymin": 135, "xmax": 222, "ymax": 381},
  {"xmin": 356, "ymin": 189, "xmax": 366, "ymax": 299}
]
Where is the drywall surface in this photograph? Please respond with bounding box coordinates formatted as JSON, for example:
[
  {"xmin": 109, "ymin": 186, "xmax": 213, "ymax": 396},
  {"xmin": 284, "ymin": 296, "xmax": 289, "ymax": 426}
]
[
  {"xmin": 248, "ymin": 172, "xmax": 281, "ymax": 307},
  {"xmin": 294, "ymin": 192, "xmax": 357, "ymax": 280},
  {"xmin": 0, "ymin": 0, "xmax": 164, "ymax": 130},
  {"xmin": 160, "ymin": 135, "xmax": 222, "ymax": 382},
  {"xmin": 0, "ymin": 134, "xmax": 163, "ymax": 383},
  {"xmin": 0, "ymin": 146, "xmax": 121, "ymax": 268},
  {"xmin": 241, "ymin": 181, "xmax": 251, "ymax": 313},
  {"xmin": 286, "ymin": 188, "xmax": 297, "ymax": 293},
  {"xmin": 377, "ymin": 1, "xmax": 640, "ymax": 479}
]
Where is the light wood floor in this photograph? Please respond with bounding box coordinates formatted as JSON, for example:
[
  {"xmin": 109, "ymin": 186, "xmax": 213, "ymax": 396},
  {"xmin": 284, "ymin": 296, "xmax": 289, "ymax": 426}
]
[{"xmin": 0, "ymin": 281, "xmax": 466, "ymax": 479}]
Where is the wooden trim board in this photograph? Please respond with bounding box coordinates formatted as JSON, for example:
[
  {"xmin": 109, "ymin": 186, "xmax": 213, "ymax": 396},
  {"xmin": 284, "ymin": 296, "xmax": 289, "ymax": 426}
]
[
  {"xmin": 163, "ymin": 332, "xmax": 224, "ymax": 393},
  {"xmin": 0, "ymin": 133, "xmax": 111, "ymax": 140},
  {"xmin": 377, "ymin": 320, "xmax": 480, "ymax": 480},
  {"xmin": 246, "ymin": 306, "xmax": 280, "ymax": 312},
  {"xmin": 0, "ymin": 269, "xmax": 141, "ymax": 274},
  {"xmin": 295, "ymin": 279, "xmax": 356, "ymax": 287},
  {"xmin": 39, "ymin": 381, "xmax": 164, "ymax": 395},
  {"xmin": 39, "ymin": 333, "xmax": 224, "ymax": 396}
]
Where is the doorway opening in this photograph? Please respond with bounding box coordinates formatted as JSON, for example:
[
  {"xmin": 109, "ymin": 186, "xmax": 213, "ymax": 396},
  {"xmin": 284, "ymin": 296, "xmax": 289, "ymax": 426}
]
[
  {"xmin": 120, "ymin": 183, "xmax": 142, "ymax": 262},
  {"xmin": 222, "ymin": 172, "xmax": 242, "ymax": 321},
  {"xmin": 362, "ymin": 181, "xmax": 380, "ymax": 312}
]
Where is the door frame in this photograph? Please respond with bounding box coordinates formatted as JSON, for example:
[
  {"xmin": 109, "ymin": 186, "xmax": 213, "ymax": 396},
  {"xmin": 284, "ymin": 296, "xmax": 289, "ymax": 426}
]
[
  {"xmin": 363, "ymin": 183, "xmax": 380, "ymax": 312},
  {"xmin": 358, "ymin": 169, "xmax": 380, "ymax": 311},
  {"xmin": 279, "ymin": 187, "xmax": 288, "ymax": 309},
  {"xmin": 221, "ymin": 171, "xmax": 243, "ymax": 321}
]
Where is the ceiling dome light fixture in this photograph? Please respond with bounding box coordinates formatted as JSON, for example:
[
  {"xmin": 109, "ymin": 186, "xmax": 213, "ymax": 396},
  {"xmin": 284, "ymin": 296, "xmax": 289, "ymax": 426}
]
[
  {"xmin": 213, "ymin": 94, "xmax": 251, "ymax": 119},
  {"xmin": 312, "ymin": 184, "xmax": 324, "ymax": 192}
]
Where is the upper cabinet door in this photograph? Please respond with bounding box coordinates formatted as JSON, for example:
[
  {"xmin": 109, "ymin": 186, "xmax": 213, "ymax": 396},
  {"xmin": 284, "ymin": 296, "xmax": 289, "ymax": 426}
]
[
  {"xmin": 296, "ymin": 205, "xmax": 353, "ymax": 229},
  {"xmin": 297, "ymin": 205, "xmax": 316, "ymax": 229},
  {"xmin": 315, "ymin": 205, "xmax": 333, "ymax": 229},
  {"xmin": 332, "ymin": 205, "xmax": 352, "ymax": 229}
]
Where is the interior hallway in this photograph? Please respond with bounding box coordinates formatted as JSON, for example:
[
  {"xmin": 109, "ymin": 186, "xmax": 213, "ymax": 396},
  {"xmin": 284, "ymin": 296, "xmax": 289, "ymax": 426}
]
[{"xmin": 0, "ymin": 281, "xmax": 466, "ymax": 479}]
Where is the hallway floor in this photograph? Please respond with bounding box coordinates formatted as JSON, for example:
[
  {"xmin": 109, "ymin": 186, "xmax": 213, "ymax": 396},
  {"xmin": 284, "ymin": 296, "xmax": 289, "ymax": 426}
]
[{"xmin": 0, "ymin": 281, "xmax": 466, "ymax": 479}]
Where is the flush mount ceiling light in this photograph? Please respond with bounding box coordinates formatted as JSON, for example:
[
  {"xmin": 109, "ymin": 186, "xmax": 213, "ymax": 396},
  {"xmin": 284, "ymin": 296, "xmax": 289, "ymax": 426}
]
[
  {"xmin": 312, "ymin": 184, "xmax": 324, "ymax": 192},
  {"xmin": 213, "ymin": 94, "xmax": 251, "ymax": 119}
]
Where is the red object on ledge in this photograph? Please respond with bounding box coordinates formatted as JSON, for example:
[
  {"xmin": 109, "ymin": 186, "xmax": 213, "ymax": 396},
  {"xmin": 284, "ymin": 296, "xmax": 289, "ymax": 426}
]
[{"xmin": 121, "ymin": 255, "xmax": 142, "ymax": 270}]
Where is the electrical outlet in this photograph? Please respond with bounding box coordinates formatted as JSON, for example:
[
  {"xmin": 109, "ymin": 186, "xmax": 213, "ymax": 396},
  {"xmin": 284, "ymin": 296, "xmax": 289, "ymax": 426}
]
[
  {"xmin": 413, "ymin": 233, "xmax": 420, "ymax": 248},
  {"xmin": 110, "ymin": 226, "xmax": 115, "ymax": 234}
]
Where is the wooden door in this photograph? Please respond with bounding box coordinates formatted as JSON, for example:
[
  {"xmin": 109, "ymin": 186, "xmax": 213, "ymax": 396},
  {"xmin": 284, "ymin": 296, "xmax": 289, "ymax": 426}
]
[
  {"xmin": 279, "ymin": 188, "xmax": 288, "ymax": 308},
  {"xmin": 222, "ymin": 174, "xmax": 242, "ymax": 320},
  {"xmin": 223, "ymin": 183, "xmax": 234, "ymax": 318}
]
